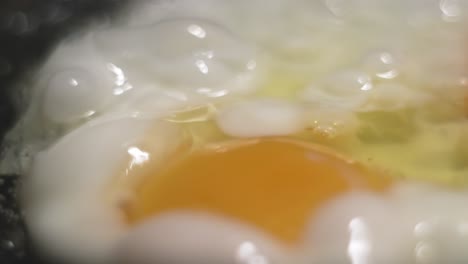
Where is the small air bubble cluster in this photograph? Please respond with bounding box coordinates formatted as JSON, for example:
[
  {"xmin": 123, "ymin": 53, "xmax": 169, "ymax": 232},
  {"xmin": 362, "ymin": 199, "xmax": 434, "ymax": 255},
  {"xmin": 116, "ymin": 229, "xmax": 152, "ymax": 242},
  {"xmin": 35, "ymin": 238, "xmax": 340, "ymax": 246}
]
[{"xmin": 93, "ymin": 18, "xmax": 261, "ymax": 106}]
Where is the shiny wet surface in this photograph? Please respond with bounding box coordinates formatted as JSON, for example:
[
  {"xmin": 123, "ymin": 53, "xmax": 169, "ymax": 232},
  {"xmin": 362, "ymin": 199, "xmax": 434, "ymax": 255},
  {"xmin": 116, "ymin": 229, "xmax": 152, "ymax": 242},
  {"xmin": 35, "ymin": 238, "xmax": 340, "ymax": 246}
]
[{"xmin": 0, "ymin": 1, "xmax": 127, "ymax": 263}]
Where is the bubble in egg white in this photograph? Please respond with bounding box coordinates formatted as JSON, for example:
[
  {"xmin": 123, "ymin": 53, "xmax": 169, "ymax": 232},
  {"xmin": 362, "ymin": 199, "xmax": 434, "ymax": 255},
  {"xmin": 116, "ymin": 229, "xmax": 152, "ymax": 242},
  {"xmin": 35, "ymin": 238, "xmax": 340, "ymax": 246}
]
[
  {"xmin": 10, "ymin": 0, "xmax": 468, "ymax": 264},
  {"xmin": 302, "ymin": 107, "xmax": 359, "ymax": 138},
  {"xmin": 360, "ymin": 50, "xmax": 401, "ymax": 80},
  {"xmin": 407, "ymin": 0, "xmax": 456, "ymax": 25},
  {"xmin": 111, "ymin": 88, "xmax": 192, "ymax": 118},
  {"xmin": 326, "ymin": 70, "xmax": 373, "ymax": 96},
  {"xmin": 307, "ymin": 184, "xmax": 468, "ymax": 264},
  {"xmin": 41, "ymin": 33, "xmax": 101, "ymax": 71},
  {"xmin": 32, "ymin": 34, "xmax": 127, "ymax": 127},
  {"xmin": 439, "ymin": 0, "xmax": 467, "ymax": 22},
  {"xmin": 301, "ymin": 70, "xmax": 373, "ymax": 110},
  {"xmin": 43, "ymin": 69, "xmax": 107, "ymax": 123},
  {"xmin": 216, "ymin": 99, "xmax": 305, "ymax": 137},
  {"xmin": 302, "ymin": 67, "xmax": 434, "ymax": 113},
  {"xmin": 94, "ymin": 18, "xmax": 260, "ymax": 99}
]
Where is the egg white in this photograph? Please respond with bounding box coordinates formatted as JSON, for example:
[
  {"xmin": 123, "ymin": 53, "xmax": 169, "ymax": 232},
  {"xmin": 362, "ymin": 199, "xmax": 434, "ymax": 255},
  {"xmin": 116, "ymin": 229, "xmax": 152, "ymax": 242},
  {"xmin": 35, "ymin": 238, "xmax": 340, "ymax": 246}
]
[
  {"xmin": 1, "ymin": 0, "xmax": 467, "ymax": 264},
  {"xmin": 308, "ymin": 183, "xmax": 468, "ymax": 263},
  {"xmin": 22, "ymin": 117, "xmax": 152, "ymax": 263}
]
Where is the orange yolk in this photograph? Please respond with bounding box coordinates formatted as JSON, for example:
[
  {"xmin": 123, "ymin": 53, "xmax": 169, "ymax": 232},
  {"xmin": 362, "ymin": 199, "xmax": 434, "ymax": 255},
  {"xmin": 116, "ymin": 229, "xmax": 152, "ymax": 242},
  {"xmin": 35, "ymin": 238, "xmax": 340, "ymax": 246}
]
[{"xmin": 125, "ymin": 138, "xmax": 389, "ymax": 244}]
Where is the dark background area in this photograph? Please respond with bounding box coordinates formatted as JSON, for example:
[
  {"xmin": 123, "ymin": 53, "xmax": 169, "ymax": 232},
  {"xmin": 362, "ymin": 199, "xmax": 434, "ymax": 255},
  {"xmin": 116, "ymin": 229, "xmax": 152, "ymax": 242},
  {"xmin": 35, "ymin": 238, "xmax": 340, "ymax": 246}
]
[{"xmin": 0, "ymin": 1, "xmax": 128, "ymax": 263}]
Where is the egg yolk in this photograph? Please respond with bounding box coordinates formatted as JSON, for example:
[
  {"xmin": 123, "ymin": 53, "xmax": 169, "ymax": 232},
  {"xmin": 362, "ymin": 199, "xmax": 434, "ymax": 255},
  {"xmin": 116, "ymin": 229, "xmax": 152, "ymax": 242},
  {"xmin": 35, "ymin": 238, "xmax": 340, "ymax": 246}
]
[{"xmin": 126, "ymin": 138, "xmax": 389, "ymax": 244}]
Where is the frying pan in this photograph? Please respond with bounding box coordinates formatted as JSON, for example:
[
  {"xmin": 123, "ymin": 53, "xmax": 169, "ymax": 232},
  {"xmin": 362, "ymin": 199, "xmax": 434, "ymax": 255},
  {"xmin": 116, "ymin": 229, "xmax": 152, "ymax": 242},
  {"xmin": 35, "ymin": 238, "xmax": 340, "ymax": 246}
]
[{"xmin": 0, "ymin": 1, "xmax": 128, "ymax": 263}]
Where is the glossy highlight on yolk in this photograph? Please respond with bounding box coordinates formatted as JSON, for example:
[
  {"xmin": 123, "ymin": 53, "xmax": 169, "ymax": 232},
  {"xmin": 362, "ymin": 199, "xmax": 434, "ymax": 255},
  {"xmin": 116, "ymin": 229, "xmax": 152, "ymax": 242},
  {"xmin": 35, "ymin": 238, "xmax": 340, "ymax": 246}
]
[{"xmin": 126, "ymin": 138, "xmax": 389, "ymax": 244}]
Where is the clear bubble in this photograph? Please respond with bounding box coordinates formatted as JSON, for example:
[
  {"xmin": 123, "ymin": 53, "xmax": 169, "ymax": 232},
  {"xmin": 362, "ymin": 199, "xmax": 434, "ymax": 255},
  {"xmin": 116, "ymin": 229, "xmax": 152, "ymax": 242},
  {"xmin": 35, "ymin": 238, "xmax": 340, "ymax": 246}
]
[
  {"xmin": 301, "ymin": 70, "xmax": 374, "ymax": 112},
  {"xmin": 94, "ymin": 18, "xmax": 260, "ymax": 99},
  {"xmin": 361, "ymin": 50, "xmax": 401, "ymax": 80},
  {"xmin": 43, "ymin": 69, "xmax": 109, "ymax": 123}
]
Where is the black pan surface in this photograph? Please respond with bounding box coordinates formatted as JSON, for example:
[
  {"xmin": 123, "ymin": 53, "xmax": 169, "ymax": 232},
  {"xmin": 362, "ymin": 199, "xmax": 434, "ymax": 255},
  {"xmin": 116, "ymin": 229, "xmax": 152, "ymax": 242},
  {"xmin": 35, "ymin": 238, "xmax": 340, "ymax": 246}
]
[{"xmin": 0, "ymin": 1, "xmax": 128, "ymax": 263}]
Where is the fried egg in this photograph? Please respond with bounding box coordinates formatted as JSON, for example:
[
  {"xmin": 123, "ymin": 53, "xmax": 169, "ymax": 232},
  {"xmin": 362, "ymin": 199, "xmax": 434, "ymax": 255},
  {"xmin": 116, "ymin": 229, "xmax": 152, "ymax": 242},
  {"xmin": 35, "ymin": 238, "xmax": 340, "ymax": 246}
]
[{"xmin": 1, "ymin": 0, "xmax": 468, "ymax": 263}]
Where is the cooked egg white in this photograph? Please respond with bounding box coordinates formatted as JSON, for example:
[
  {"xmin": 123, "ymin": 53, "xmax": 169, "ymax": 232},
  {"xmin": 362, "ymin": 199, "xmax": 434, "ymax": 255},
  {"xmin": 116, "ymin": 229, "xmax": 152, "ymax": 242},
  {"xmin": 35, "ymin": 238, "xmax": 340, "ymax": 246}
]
[{"xmin": 0, "ymin": 0, "xmax": 467, "ymax": 264}]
